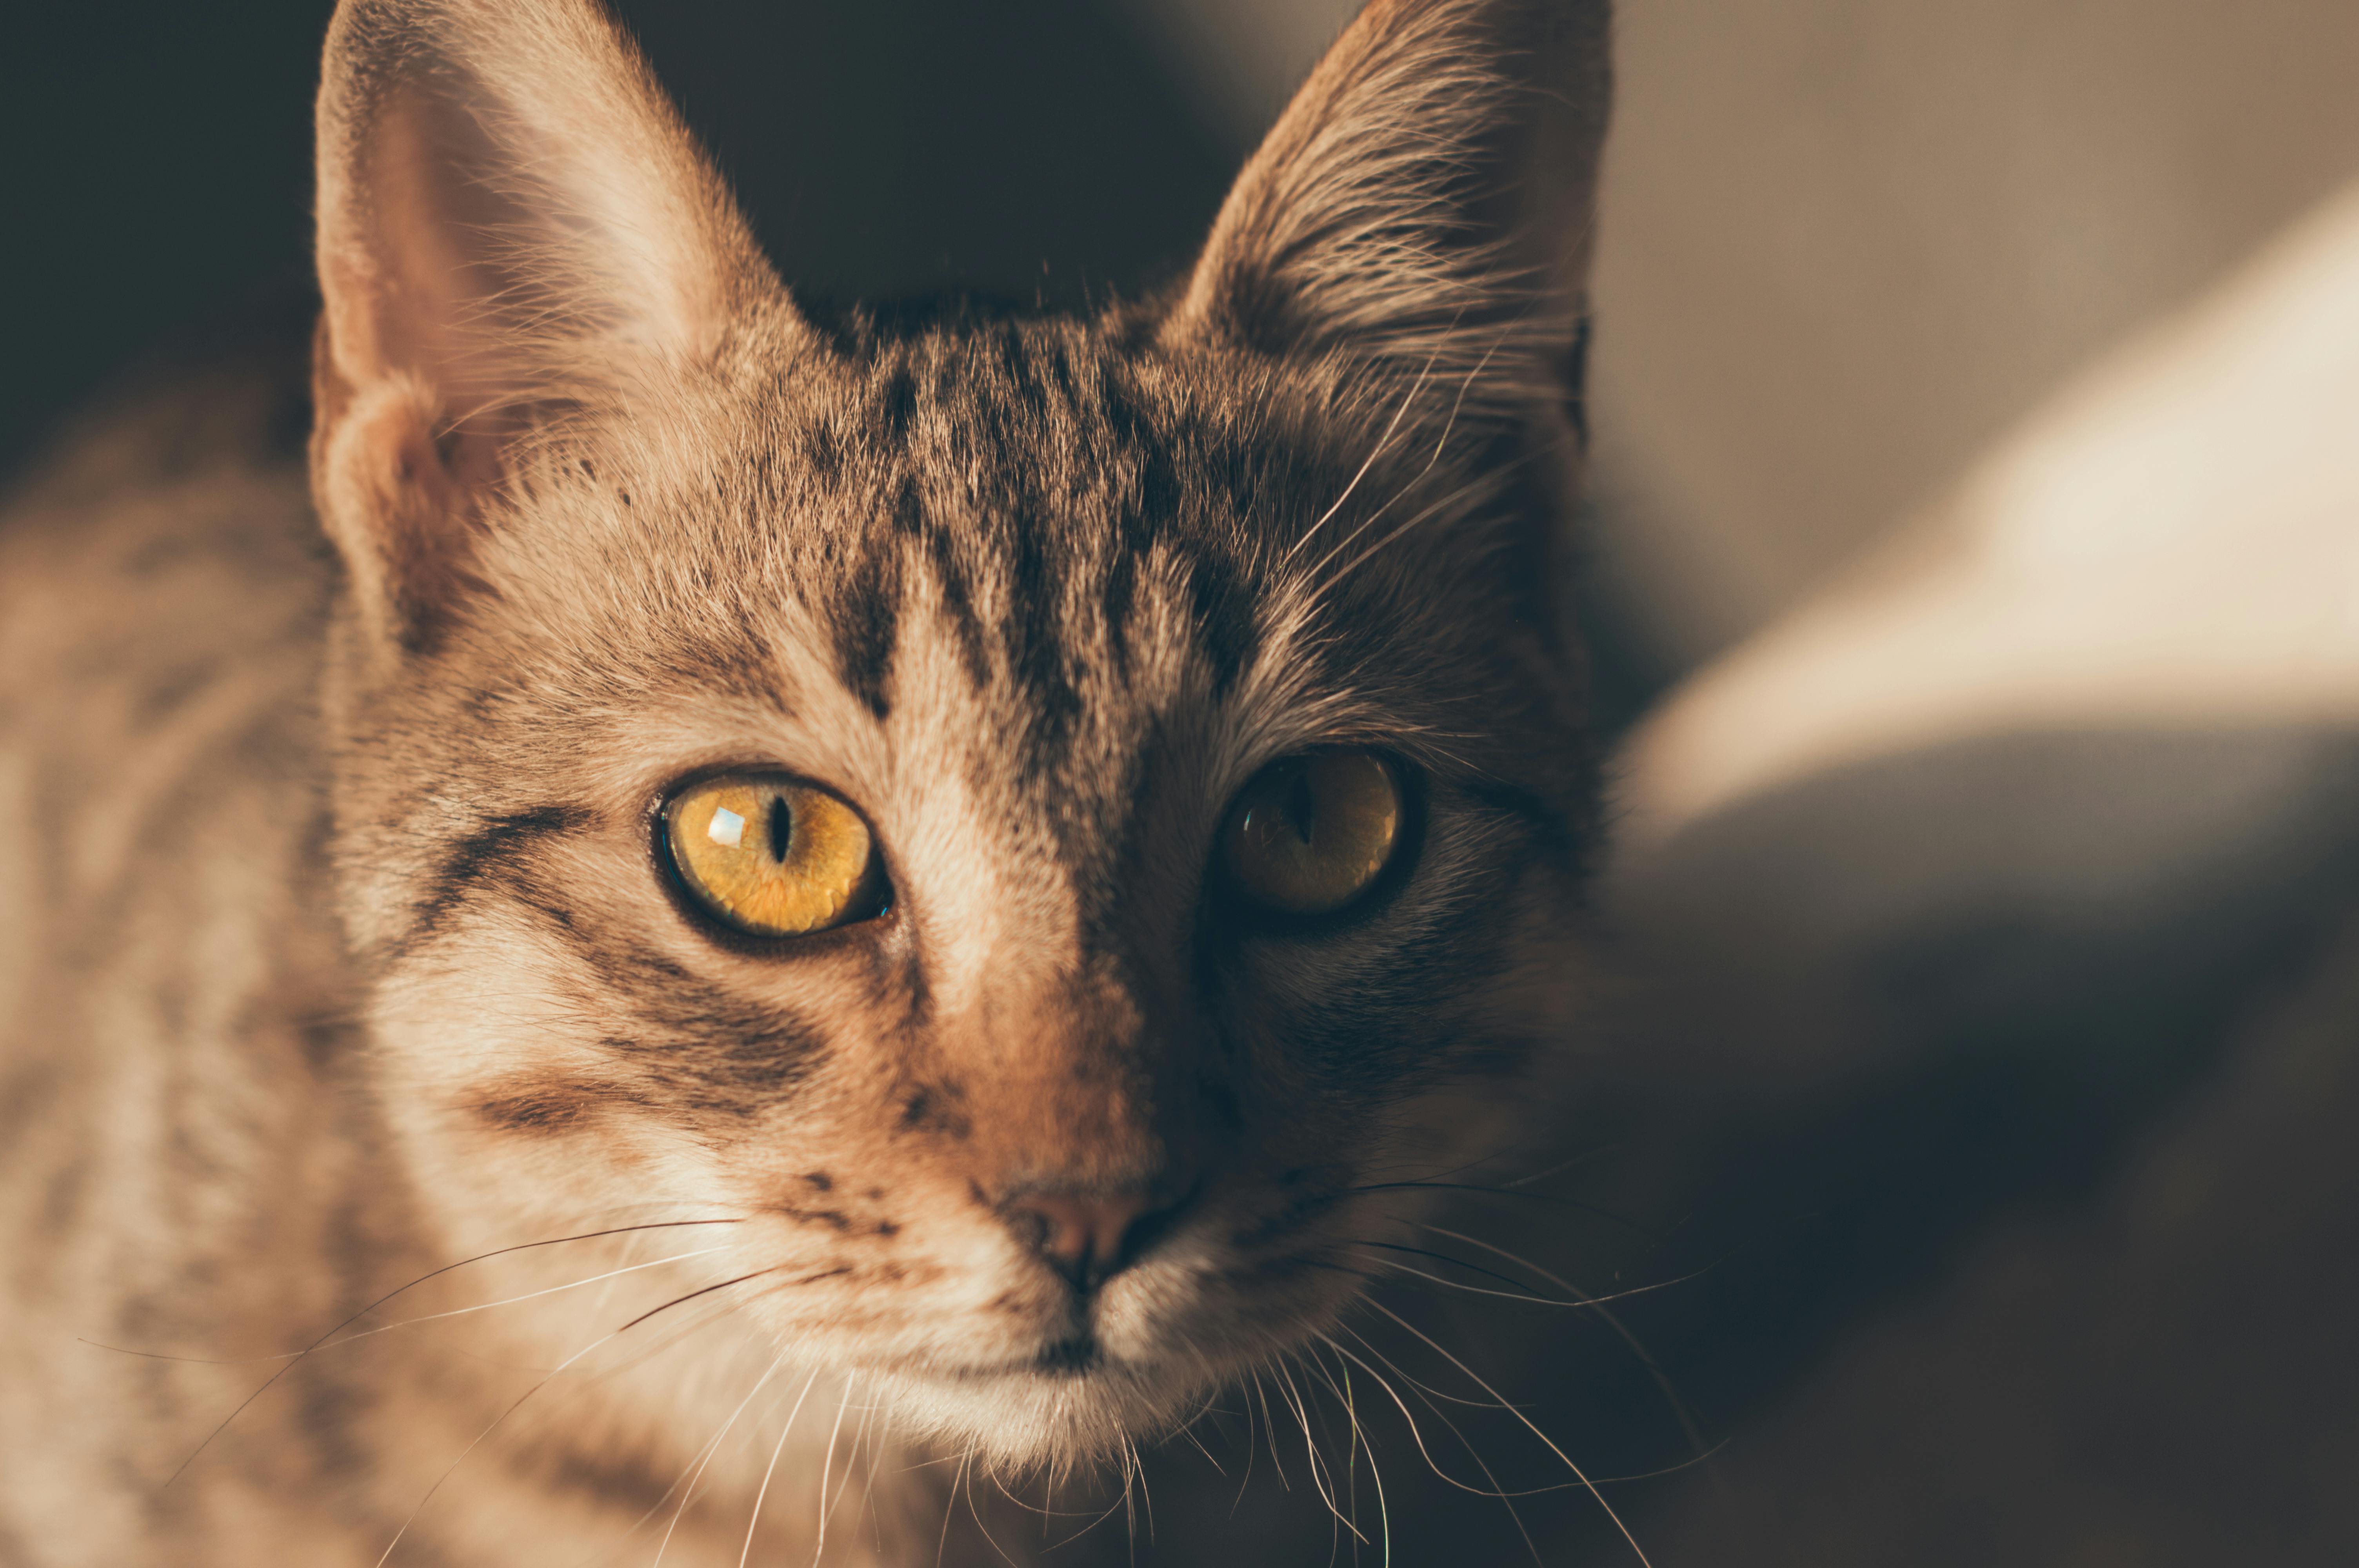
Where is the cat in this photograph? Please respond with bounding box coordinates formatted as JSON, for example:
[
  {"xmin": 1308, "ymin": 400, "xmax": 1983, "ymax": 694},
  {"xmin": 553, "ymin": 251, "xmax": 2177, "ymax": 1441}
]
[{"xmin": 0, "ymin": 0, "xmax": 1615, "ymax": 1562}]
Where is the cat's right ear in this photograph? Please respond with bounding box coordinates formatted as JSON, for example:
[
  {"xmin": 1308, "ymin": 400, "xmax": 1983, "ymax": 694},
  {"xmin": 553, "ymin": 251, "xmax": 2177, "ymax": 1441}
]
[{"xmin": 311, "ymin": 0, "xmax": 781, "ymax": 657}]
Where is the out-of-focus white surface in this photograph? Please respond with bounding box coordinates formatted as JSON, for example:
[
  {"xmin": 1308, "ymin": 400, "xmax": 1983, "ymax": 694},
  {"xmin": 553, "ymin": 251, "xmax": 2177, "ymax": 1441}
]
[
  {"xmin": 1619, "ymin": 177, "xmax": 2359, "ymax": 851},
  {"xmin": 1598, "ymin": 176, "xmax": 2359, "ymax": 1070},
  {"xmin": 1589, "ymin": 0, "xmax": 2359, "ymax": 659}
]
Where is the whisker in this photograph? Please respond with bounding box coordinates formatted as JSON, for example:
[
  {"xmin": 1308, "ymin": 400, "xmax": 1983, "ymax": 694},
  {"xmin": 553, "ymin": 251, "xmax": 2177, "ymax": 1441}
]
[
  {"xmin": 572, "ymin": 1297, "xmax": 752, "ymax": 1388},
  {"xmin": 1411, "ymin": 1221, "xmax": 1713, "ymax": 1467},
  {"xmin": 732, "ymin": 1367, "xmax": 822, "ymax": 1568},
  {"xmin": 934, "ymin": 1451, "xmax": 968, "ymax": 1568},
  {"xmin": 1354, "ymin": 1239, "xmax": 1558, "ymax": 1300},
  {"xmin": 1330, "ymin": 1326, "xmax": 1556, "ymax": 1496},
  {"xmin": 354, "ymin": 1245, "xmax": 739, "ymax": 1341},
  {"xmin": 1252, "ymin": 1372, "xmax": 1292, "ymax": 1493},
  {"xmin": 646, "ymin": 1354, "xmax": 792, "ymax": 1567},
  {"xmin": 373, "ymin": 1266, "xmax": 778, "ymax": 1568},
  {"xmin": 1347, "ymin": 1180, "xmax": 1657, "ymax": 1238},
  {"xmin": 1313, "ymin": 452, "xmax": 1536, "ymax": 601},
  {"xmin": 1118, "ymin": 1432, "xmax": 1139, "ymax": 1564},
  {"xmin": 1361, "ymin": 1249, "xmax": 1708, "ymax": 1315},
  {"xmin": 1131, "ymin": 1431, "xmax": 1156, "ymax": 1544},
  {"xmin": 1291, "ymin": 315, "xmax": 1508, "ymax": 595},
  {"xmin": 151, "ymin": 1217, "xmax": 743, "ymax": 1486},
  {"xmin": 811, "ymin": 1373, "xmax": 856, "ymax": 1566},
  {"xmin": 1279, "ymin": 348, "xmax": 1443, "ymax": 571},
  {"xmin": 89, "ymin": 1244, "xmax": 733, "ymax": 1374},
  {"xmin": 1230, "ymin": 1367, "xmax": 1260, "ymax": 1515},
  {"xmin": 1366, "ymin": 1256, "xmax": 1583, "ymax": 1313},
  {"xmin": 1362, "ymin": 1298, "xmax": 1655, "ymax": 1568},
  {"xmin": 1275, "ymin": 1356, "xmax": 1367, "ymax": 1546},
  {"xmin": 847, "ymin": 1400, "xmax": 889, "ymax": 1559},
  {"xmin": 1321, "ymin": 1327, "xmax": 1543, "ymax": 1567},
  {"xmin": 550, "ymin": 1324, "xmax": 774, "ymax": 1568},
  {"xmin": 1582, "ymin": 1443, "xmax": 1738, "ymax": 1488},
  {"xmin": 960, "ymin": 1451, "xmax": 1023, "ymax": 1568},
  {"xmin": 840, "ymin": 1396, "xmax": 880, "ymax": 1560},
  {"xmin": 1038, "ymin": 1468, "xmax": 1136, "ymax": 1552},
  {"xmin": 1299, "ymin": 1258, "xmax": 1392, "ymax": 1288},
  {"xmin": 1170, "ymin": 1409, "xmax": 1226, "ymax": 1475},
  {"xmin": 1329, "ymin": 1318, "xmax": 1518, "ymax": 1414},
  {"xmin": 1331, "ymin": 1325, "xmax": 1732, "ymax": 1494},
  {"xmin": 1305, "ymin": 1345, "xmax": 1391, "ymax": 1568},
  {"xmin": 1497, "ymin": 1145, "xmax": 1634, "ymax": 1190},
  {"xmin": 986, "ymin": 1471, "xmax": 1108, "ymax": 1523}
]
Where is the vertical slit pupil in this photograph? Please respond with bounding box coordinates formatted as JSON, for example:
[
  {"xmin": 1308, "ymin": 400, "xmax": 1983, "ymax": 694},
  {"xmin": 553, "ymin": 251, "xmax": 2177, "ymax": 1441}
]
[
  {"xmin": 1285, "ymin": 769, "xmax": 1318, "ymax": 846},
  {"xmin": 767, "ymin": 795, "xmax": 794, "ymax": 864}
]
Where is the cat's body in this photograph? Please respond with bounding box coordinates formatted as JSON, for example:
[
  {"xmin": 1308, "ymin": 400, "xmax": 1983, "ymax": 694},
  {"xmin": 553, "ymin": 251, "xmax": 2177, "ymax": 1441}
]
[{"xmin": 0, "ymin": 2, "xmax": 1615, "ymax": 1563}]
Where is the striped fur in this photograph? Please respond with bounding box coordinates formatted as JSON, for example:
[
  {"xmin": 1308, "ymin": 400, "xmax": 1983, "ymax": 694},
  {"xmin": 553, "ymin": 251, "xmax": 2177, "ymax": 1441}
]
[{"xmin": 0, "ymin": 0, "xmax": 1610, "ymax": 1561}]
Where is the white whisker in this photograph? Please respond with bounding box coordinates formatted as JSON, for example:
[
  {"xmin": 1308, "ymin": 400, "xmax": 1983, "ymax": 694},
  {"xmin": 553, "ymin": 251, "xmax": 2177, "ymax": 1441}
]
[
  {"xmin": 811, "ymin": 1373, "xmax": 856, "ymax": 1566},
  {"xmin": 1280, "ymin": 352, "xmax": 1441, "ymax": 571},
  {"xmin": 328, "ymin": 1245, "xmax": 733, "ymax": 1351},
  {"xmin": 736, "ymin": 1367, "xmax": 821, "ymax": 1568},
  {"xmin": 1410, "ymin": 1221, "xmax": 1713, "ymax": 1465},
  {"xmin": 1323, "ymin": 1327, "xmax": 1543, "ymax": 1566},
  {"xmin": 374, "ymin": 1268, "xmax": 772, "ymax": 1568},
  {"xmin": 1363, "ymin": 1298, "xmax": 1654, "ymax": 1568},
  {"xmin": 1304, "ymin": 1344, "xmax": 1391, "ymax": 1567}
]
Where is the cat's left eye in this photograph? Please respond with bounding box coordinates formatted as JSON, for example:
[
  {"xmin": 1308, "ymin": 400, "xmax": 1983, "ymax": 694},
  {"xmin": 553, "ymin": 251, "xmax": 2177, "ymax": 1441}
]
[
  {"xmin": 663, "ymin": 775, "xmax": 885, "ymax": 937},
  {"xmin": 1220, "ymin": 750, "xmax": 1407, "ymax": 917}
]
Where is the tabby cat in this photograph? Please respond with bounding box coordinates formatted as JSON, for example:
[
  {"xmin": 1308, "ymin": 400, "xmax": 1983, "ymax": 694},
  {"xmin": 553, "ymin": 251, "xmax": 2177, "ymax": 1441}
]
[{"xmin": 0, "ymin": 0, "xmax": 1613, "ymax": 1561}]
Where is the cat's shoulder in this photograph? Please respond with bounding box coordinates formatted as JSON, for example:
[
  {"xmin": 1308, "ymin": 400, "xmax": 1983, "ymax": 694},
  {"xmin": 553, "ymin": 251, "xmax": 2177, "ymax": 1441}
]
[
  {"xmin": 0, "ymin": 295, "xmax": 338, "ymax": 1007},
  {"xmin": 1, "ymin": 299, "xmax": 330, "ymax": 753}
]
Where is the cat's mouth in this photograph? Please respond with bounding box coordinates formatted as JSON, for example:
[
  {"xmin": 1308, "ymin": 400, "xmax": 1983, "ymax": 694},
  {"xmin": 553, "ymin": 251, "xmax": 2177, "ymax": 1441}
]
[
  {"xmin": 1031, "ymin": 1333, "xmax": 1104, "ymax": 1375},
  {"xmin": 825, "ymin": 1265, "xmax": 1298, "ymax": 1464},
  {"xmin": 714, "ymin": 1168, "xmax": 1372, "ymax": 1462},
  {"xmin": 936, "ymin": 1333, "xmax": 1107, "ymax": 1381}
]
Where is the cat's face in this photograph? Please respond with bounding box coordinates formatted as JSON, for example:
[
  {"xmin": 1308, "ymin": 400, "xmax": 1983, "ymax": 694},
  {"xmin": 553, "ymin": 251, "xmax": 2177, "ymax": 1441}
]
[{"xmin": 311, "ymin": 0, "xmax": 1609, "ymax": 1465}]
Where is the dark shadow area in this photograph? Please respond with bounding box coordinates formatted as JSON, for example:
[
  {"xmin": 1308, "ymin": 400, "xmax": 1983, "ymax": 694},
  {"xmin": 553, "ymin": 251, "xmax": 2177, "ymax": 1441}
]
[
  {"xmin": 0, "ymin": 3, "xmax": 333, "ymax": 479},
  {"xmin": 0, "ymin": 0, "xmax": 1233, "ymax": 481},
  {"xmin": 616, "ymin": 0, "xmax": 1236, "ymax": 311}
]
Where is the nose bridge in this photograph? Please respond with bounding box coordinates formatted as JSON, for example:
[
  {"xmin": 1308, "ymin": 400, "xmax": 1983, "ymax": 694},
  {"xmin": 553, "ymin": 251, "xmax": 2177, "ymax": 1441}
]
[{"xmin": 963, "ymin": 951, "xmax": 1199, "ymax": 1200}]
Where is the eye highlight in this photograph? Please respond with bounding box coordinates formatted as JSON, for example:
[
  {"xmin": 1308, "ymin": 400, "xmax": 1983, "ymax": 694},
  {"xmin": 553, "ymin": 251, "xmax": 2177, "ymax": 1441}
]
[
  {"xmin": 663, "ymin": 775, "xmax": 882, "ymax": 937},
  {"xmin": 1220, "ymin": 751, "xmax": 1405, "ymax": 917}
]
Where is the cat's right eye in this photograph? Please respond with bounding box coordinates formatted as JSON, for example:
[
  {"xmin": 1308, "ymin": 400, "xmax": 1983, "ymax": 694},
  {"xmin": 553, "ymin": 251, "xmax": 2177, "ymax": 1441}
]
[{"xmin": 663, "ymin": 775, "xmax": 885, "ymax": 937}]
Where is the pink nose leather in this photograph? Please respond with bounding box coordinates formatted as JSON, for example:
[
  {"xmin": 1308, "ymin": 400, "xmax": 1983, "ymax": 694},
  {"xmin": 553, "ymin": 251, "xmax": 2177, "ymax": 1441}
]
[{"xmin": 1005, "ymin": 1191, "xmax": 1154, "ymax": 1284}]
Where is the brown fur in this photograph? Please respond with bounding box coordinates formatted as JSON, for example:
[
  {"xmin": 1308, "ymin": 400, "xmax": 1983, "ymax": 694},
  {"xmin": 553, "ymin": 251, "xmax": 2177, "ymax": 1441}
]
[{"xmin": 0, "ymin": 1, "xmax": 1612, "ymax": 1561}]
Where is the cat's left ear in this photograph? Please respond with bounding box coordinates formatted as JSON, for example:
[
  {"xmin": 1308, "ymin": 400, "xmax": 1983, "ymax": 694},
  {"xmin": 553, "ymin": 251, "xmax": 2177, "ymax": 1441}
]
[
  {"xmin": 311, "ymin": 0, "xmax": 784, "ymax": 657},
  {"xmin": 1167, "ymin": 0, "xmax": 1610, "ymax": 438}
]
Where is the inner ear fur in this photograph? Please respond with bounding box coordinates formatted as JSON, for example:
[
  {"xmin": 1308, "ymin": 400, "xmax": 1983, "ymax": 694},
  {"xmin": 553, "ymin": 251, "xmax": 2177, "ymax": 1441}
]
[
  {"xmin": 1169, "ymin": 0, "xmax": 1612, "ymax": 432},
  {"xmin": 310, "ymin": 0, "xmax": 781, "ymax": 655}
]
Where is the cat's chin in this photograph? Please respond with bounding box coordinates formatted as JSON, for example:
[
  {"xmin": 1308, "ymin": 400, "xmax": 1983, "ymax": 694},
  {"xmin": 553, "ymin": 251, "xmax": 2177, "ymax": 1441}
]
[{"xmin": 864, "ymin": 1355, "xmax": 1230, "ymax": 1471}]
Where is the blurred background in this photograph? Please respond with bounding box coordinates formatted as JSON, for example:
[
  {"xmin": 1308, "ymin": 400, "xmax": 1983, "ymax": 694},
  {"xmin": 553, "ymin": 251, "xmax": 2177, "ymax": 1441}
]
[{"xmin": 9, "ymin": 1, "xmax": 2359, "ymax": 1561}]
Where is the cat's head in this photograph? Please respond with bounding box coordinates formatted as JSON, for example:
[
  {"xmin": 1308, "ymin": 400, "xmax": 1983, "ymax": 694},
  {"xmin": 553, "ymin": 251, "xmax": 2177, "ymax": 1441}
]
[{"xmin": 310, "ymin": 0, "xmax": 1610, "ymax": 1464}]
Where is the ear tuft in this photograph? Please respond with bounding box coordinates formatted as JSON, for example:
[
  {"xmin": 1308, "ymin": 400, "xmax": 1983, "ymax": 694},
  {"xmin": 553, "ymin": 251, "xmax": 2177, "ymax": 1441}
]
[{"xmin": 1170, "ymin": 0, "xmax": 1611, "ymax": 430}]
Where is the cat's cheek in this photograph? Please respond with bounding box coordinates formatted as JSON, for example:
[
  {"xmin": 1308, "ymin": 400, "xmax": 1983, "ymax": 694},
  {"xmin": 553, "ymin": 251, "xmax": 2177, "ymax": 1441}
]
[{"xmin": 365, "ymin": 934, "xmax": 710, "ymax": 1210}]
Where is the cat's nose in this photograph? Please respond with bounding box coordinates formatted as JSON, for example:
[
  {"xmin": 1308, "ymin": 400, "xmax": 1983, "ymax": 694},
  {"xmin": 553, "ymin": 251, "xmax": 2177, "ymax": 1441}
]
[{"xmin": 1000, "ymin": 1188, "xmax": 1160, "ymax": 1290}]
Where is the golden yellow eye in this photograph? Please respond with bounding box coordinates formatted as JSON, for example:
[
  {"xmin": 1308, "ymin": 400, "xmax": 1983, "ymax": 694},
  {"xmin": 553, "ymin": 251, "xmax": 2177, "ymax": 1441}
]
[
  {"xmin": 664, "ymin": 775, "xmax": 881, "ymax": 937},
  {"xmin": 1220, "ymin": 751, "xmax": 1405, "ymax": 916}
]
